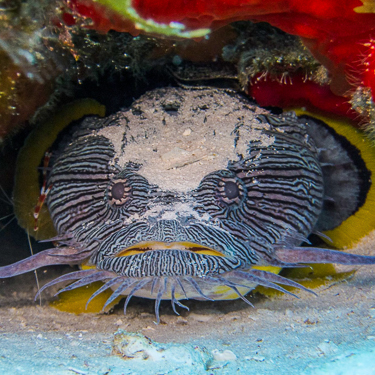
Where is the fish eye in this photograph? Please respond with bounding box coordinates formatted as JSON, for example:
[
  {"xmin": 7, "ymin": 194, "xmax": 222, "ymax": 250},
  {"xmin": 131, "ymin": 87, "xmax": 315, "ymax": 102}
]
[
  {"xmin": 217, "ymin": 175, "xmax": 245, "ymax": 206},
  {"xmin": 193, "ymin": 171, "xmax": 246, "ymax": 212},
  {"xmin": 224, "ymin": 181, "xmax": 239, "ymax": 199},
  {"xmin": 111, "ymin": 182, "xmax": 125, "ymax": 200},
  {"xmin": 108, "ymin": 179, "xmax": 131, "ymax": 206}
]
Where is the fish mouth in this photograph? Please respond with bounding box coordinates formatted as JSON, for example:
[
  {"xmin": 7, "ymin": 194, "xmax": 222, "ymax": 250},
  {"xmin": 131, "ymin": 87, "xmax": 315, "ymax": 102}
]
[{"xmin": 115, "ymin": 241, "xmax": 227, "ymax": 258}]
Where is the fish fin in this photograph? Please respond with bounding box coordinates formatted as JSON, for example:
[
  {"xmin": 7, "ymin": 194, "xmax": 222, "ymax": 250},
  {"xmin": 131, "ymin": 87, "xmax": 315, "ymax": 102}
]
[
  {"xmin": 0, "ymin": 247, "xmax": 90, "ymax": 278},
  {"xmin": 275, "ymin": 247, "xmax": 375, "ymax": 265}
]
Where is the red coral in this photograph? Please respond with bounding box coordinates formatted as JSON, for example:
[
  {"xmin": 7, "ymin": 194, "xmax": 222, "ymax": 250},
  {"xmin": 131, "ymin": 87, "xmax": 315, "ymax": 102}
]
[
  {"xmin": 361, "ymin": 38, "xmax": 375, "ymax": 98},
  {"xmin": 64, "ymin": 0, "xmax": 375, "ymax": 105},
  {"xmin": 248, "ymin": 74, "xmax": 358, "ymax": 121}
]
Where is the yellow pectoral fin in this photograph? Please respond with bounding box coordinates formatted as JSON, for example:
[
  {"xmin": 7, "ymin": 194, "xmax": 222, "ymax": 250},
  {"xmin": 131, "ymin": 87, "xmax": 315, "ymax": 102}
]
[
  {"xmin": 252, "ymin": 266, "xmax": 282, "ymax": 274},
  {"xmin": 254, "ymin": 263, "xmax": 354, "ymax": 297},
  {"xmin": 14, "ymin": 99, "xmax": 106, "ymax": 240},
  {"xmin": 290, "ymin": 108, "xmax": 375, "ymax": 249},
  {"xmin": 50, "ymin": 281, "xmax": 122, "ymax": 314}
]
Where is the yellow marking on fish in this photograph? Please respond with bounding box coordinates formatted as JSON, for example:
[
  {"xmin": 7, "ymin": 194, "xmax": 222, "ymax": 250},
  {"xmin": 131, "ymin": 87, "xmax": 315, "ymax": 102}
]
[
  {"xmin": 50, "ymin": 281, "xmax": 122, "ymax": 314},
  {"xmin": 291, "ymin": 108, "xmax": 375, "ymax": 248},
  {"xmin": 14, "ymin": 99, "xmax": 106, "ymax": 240},
  {"xmin": 211, "ymin": 285, "xmax": 252, "ymax": 300},
  {"xmin": 117, "ymin": 241, "xmax": 226, "ymax": 257}
]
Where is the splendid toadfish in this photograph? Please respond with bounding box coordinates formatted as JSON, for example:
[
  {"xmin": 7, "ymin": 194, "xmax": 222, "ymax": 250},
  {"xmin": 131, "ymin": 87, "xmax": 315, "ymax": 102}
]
[{"xmin": 1, "ymin": 87, "xmax": 375, "ymax": 323}]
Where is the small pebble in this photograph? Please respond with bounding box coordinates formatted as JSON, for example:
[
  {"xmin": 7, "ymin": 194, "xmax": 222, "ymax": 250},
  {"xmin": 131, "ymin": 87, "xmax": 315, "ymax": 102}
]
[
  {"xmin": 142, "ymin": 326, "xmax": 156, "ymax": 331},
  {"xmin": 252, "ymin": 355, "xmax": 266, "ymax": 362},
  {"xmin": 189, "ymin": 313, "xmax": 212, "ymax": 322},
  {"xmin": 212, "ymin": 349, "xmax": 237, "ymax": 361},
  {"xmin": 317, "ymin": 340, "xmax": 339, "ymax": 355},
  {"xmin": 176, "ymin": 317, "xmax": 188, "ymax": 325}
]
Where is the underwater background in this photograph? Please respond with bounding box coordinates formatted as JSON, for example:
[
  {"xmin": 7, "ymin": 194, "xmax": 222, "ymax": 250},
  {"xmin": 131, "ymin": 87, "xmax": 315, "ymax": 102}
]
[{"xmin": 1, "ymin": 1, "xmax": 375, "ymax": 374}]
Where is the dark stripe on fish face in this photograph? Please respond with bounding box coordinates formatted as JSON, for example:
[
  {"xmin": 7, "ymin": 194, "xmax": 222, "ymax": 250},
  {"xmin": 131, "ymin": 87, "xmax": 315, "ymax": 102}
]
[{"xmin": 44, "ymin": 88, "xmax": 324, "ymax": 279}]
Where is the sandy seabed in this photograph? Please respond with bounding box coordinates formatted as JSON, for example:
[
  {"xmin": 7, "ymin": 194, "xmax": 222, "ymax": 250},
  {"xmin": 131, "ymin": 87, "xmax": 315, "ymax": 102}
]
[{"xmin": 1, "ymin": 231, "xmax": 375, "ymax": 374}]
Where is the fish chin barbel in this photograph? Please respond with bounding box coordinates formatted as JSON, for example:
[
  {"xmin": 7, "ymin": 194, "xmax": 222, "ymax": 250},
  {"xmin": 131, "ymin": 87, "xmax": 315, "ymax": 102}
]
[{"xmin": 1, "ymin": 87, "xmax": 375, "ymax": 322}]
